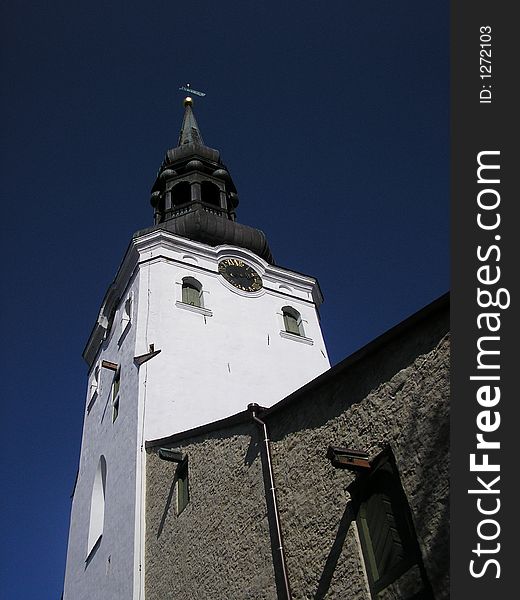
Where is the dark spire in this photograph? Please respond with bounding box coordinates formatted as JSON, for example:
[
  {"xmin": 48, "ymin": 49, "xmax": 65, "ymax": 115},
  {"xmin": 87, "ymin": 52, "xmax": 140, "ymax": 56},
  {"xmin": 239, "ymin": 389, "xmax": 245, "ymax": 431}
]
[
  {"xmin": 141, "ymin": 97, "xmax": 274, "ymax": 264},
  {"xmin": 178, "ymin": 97, "xmax": 204, "ymax": 146}
]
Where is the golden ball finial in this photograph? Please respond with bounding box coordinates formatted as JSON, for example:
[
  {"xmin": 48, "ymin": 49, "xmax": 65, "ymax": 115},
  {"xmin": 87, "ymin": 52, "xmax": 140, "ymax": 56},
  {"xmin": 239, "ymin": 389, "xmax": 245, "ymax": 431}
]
[{"xmin": 183, "ymin": 96, "xmax": 193, "ymax": 107}]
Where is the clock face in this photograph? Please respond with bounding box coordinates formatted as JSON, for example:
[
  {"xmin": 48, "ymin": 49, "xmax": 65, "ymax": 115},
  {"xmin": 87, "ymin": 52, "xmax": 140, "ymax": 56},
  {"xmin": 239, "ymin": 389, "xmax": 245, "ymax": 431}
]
[{"xmin": 218, "ymin": 258, "xmax": 263, "ymax": 292}]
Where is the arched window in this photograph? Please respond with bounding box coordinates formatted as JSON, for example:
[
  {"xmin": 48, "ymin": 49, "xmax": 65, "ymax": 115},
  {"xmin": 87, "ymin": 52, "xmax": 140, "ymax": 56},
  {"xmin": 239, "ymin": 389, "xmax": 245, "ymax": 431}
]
[
  {"xmin": 282, "ymin": 306, "xmax": 304, "ymax": 336},
  {"xmin": 87, "ymin": 456, "xmax": 107, "ymax": 558},
  {"xmin": 171, "ymin": 181, "xmax": 191, "ymax": 207},
  {"xmin": 182, "ymin": 277, "xmax": 203, "ymax": 308},
  {"xmin": 201, "ymin": 181, "xmax": 221, "ymax": 207}
]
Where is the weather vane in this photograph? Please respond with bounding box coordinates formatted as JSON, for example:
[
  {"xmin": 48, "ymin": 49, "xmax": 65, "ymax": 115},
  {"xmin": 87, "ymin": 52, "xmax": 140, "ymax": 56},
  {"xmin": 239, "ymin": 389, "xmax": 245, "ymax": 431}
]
[{"xmin": 178, "ymin": 83, "xmax": 206, "ymax": 97}]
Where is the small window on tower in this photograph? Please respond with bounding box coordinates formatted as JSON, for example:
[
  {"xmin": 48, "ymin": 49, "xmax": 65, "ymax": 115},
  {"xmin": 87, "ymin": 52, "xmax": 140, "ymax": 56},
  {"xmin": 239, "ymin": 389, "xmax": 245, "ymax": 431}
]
[
  {"xmin": 86, "ymin": 456, "xmax": 107, "ymax": 561},
  {"xmin": 120, "ymin": 293, "xmax": 133, "ymax": 337},
  {"xmin": 176, "ymin": 458, "xmax": 190, "ymax": 515},
  {"xmin": 87, "ymin": 363, "xmax": 100, "ymax": 413},
  {"xmin": 282, "ymin": 306, "xmax": 304, "ymax": 336},
  {"xmin": 112, "ymin": 368, "xmax": 120, "ymax": 422},
  {"xmin": 181, "ymin": 278, "xmax": 203, "ymax": 308}
]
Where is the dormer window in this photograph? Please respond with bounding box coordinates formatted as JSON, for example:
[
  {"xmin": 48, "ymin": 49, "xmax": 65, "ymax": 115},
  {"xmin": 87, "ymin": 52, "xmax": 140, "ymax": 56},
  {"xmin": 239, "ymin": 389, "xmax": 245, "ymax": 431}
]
[
  {"xmin": 181, "ymin": 278, "xmax": 203, "ymax": 308},
  {"xmin": 282, "ymin": 306, "xmax": 304, "ymax": 337}
]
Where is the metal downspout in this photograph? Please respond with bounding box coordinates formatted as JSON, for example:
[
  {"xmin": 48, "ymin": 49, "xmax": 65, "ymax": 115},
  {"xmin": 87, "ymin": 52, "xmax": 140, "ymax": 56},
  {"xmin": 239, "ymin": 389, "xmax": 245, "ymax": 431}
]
[{"xmin": 248, "ymin": 403, "xmax": 292, "ymax": 600}]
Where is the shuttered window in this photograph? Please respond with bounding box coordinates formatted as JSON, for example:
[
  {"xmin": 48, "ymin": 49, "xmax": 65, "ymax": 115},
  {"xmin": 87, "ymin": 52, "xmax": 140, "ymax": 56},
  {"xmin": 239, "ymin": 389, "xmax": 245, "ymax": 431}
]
[
  {"xmin": 355, "ymin": 456, "xmax": 432, "ymax": 598},
  {"xmin": 282, "ymin": 307, "xmax": 303, "ymax": 336},
  {"xmin": 358, "ymin": 477, "xmax": 408, "ymax": 587},
  {"xmin": 182, "ymin": 281, "xmax": 202, "ymax": 307}
]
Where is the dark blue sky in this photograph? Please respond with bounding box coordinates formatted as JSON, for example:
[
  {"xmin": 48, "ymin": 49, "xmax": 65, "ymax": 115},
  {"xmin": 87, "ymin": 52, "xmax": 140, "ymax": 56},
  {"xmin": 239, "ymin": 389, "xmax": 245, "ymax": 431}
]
[{"xmin": 1, "ymin": 1, "xmax": 448, "ymax": 597}]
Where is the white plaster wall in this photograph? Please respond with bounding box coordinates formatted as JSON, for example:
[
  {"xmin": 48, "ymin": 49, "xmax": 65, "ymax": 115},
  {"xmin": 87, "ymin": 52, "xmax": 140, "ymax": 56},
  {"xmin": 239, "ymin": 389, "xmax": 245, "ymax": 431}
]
[
  {"xmin": 132, "ymin": 232, "xmax": 330, "ymax": 441},
  {"xmin": 63, "ymin": 274, "xmax": 141, "ymax": 600}
]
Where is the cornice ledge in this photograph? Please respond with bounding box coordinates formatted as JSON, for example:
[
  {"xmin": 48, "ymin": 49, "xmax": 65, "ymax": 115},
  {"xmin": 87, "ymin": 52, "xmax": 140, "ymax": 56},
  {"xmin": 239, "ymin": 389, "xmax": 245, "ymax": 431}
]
[{"xmin": 133, "ymin": 229, "xmax": 217, "ymax": 259}]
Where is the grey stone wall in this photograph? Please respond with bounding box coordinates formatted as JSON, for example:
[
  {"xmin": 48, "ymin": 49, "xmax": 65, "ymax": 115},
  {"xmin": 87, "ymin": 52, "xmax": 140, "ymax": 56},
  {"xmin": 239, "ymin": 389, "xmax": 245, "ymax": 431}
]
[
  {"xmin": 269, "ymin": 310, "xmax": 450, "ymax": 600},
  {"xmin": 146, "ymin": 428, "xmax": 277, "ymax": 599},
  {"xmin": 145, "ymin": 302, "xmax": 449, "ymax": 599}
]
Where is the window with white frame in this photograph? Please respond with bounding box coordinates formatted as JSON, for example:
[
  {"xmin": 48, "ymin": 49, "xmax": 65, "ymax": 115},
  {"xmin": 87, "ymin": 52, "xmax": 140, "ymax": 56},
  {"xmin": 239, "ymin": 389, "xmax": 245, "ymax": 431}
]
[
  {"xmin": 181, "ymin": 277, "xmax": 203, "ymax": 308},
  {"xmin": 282, "ymin": 306, "xmax": 304, "ymax": 336}
]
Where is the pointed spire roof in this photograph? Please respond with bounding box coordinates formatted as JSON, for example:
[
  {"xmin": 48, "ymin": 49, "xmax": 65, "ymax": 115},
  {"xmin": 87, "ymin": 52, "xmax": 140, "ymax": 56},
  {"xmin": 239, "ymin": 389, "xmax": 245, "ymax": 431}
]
[{"xmin": 178, "ymin": 97, "xmax": 204, "ymax": 146}]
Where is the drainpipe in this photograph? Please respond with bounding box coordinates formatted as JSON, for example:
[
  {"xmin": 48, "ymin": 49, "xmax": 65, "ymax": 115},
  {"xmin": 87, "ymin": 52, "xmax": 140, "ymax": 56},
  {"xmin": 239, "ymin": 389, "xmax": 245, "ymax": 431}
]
[{"xmin": 248, "ymin": 403, "xmax": 292, "ymax": 600}]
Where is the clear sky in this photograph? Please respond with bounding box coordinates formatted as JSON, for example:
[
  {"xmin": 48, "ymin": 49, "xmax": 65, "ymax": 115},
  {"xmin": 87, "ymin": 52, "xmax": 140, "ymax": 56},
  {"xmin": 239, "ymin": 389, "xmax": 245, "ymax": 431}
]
[{"xmin": 0, "ymin": 1, "xmax": 448, "ymax": 597}]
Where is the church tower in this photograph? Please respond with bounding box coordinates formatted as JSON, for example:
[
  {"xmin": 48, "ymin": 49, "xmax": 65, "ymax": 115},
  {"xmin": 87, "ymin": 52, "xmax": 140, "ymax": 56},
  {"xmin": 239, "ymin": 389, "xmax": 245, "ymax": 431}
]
[{"xmin": 63, "ymin": 97, "xmax": 330, "ymax": 599}]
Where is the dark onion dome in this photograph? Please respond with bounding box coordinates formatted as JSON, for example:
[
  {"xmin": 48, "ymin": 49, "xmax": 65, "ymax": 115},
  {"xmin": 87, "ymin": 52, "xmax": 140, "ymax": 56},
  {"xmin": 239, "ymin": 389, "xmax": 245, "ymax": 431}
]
[
  {"xmin": 159, "ymin": 169, "xmax": 176, "ymax": 180},
  {"xmin": 185, "ymin": 159, "xmax": 204, "ymax": 171},
  {"xmin": 212, "ymin": 168, "xmax": 230, "ymax": 180},
  {"xmin": 135, "ymin": 209, "xmax": 274, "ymax": 265}
]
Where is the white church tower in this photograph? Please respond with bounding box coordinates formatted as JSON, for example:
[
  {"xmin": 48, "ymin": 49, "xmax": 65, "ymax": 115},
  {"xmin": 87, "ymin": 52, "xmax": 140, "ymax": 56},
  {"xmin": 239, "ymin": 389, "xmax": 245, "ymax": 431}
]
[{"xmin": 63, "ymin": 97, "xmax": 330, "ymax": 599}]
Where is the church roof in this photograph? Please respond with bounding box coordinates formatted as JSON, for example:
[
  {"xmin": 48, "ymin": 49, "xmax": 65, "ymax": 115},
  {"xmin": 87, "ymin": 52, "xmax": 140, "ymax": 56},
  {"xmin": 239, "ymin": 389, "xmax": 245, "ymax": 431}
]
[{"xmin": 134, "ymin": 208, "xmax": 274, "ymax": 264}]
